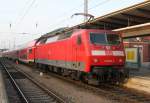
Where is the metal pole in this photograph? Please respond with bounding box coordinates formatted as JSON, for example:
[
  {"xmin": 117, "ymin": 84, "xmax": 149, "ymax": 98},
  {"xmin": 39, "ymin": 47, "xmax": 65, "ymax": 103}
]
[
  {"xmin": 9, "ymin": 40, "xmax": 10, "ymax": 49},
  {"xmin": 84, "ymin": 0, "xmax": 88, "ymax": 22},
  {"xmin": 127, "ymin": 17, "xmax": 130, "ymax": 26},
  {"xmin": 13, "ymin": 38, "xmax": 16, "ymax": 49}
]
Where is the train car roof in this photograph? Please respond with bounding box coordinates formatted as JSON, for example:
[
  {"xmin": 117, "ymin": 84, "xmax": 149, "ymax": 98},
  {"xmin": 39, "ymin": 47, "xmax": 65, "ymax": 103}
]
[
  {"xmin": 6, "ymin": 39, "xmax": 37, "ymax": 52},
  {"xmin": 18, "ymin": 40, "xmax": 37, "ymax": 49}
]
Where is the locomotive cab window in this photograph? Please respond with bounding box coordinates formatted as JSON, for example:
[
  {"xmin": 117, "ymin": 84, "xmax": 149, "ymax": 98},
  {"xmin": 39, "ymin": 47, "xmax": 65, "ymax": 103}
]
[
  {"xmin": 90, "ymin": 33, "xmax": 121, "ymax": 45},
  {"xmin": 77, "ymin": 35, "xmax": 82, "ymax": 45},
  {"xmin": 107, "ymin": 34, "xmax": 121, "ymax": 44}
]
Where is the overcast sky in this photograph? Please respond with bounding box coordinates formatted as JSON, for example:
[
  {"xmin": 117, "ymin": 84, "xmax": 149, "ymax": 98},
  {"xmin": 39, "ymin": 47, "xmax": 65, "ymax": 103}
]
[{"xmin": 0, "ymin": 0, "xmax": 144, "ymax": 49}]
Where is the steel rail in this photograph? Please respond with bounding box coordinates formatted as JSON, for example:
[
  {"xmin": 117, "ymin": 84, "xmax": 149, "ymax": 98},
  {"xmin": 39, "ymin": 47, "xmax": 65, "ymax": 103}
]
[
  {"xmin": 42, "ymin": 68, "xmax": 150, "ymax": 103},
  {"xmin": 6, "ymin": 58, "xmax": 150, "ymax": 103},
  {"xmin": 15, "ymin": 68, "xmax": 66, "ymax": 103},
  {"xmin": 0, "ymin": 61, "xmax": 29, "ymax": 103},
  {"xmin": 4, "ymin": 59, "xmax": 67, "ymax": 103}
]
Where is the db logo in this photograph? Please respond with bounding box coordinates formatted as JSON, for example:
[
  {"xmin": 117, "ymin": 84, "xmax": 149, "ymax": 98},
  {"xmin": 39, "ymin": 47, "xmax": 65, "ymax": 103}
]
[
  {"xmin": 106, "ymin": 46, "xmax": 111, "ymax": 50},
  {"xmin": 105, "ymin": 50, "xmax": 113, "ymax": 55}
]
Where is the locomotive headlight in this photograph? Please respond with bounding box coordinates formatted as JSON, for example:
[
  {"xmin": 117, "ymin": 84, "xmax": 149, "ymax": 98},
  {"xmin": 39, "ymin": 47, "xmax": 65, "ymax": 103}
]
[
  {"xmin": 93, "ymin": 58, "xmax": 99, "ymax": 63},
  {"xmin": 119, "ymin": 58, "xmax": 123, "ymax": 62}
]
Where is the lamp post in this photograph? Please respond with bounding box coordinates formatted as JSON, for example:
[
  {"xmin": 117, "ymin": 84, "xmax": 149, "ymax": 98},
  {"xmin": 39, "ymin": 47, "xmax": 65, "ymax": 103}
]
[{"xmin": 136, "ymin": 37, "xmax": 141, "ymax": 68}]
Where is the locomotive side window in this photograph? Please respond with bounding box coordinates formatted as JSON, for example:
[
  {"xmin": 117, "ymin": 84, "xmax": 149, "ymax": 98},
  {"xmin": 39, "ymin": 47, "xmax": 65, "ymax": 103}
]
[
  {"xmin": 40, "ymin": 39, "xmax": 47, "ymax": 44},
  {"xmin": 45, "ymin": 35, "xmax": 58, "ymax": 43},
  {"xmin": 37, "ymin": 38, "xmax": 47, "ymax": 45},
  {"xmin": 77, "ymin": 35, "xmax": 82, "ymax": 45},
  {"xmin": 58, "ymin": 31, "xmax": 73, "ymax": 40}
]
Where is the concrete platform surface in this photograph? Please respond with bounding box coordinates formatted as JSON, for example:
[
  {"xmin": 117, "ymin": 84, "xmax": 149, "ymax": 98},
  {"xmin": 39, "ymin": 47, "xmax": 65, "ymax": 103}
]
[{"xmin": 125, "ymin": 67, "xmax": 150, "ymax": 94}]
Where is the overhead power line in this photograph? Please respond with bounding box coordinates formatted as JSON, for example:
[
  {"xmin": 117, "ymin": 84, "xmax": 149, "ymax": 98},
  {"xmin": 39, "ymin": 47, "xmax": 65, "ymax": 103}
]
[
  {"xmin": 88, "ymin": 0, "xmax": 112, "ymax": 10},
  {"xmin": 16, "ymin": 0, "xmax": 36, "ymax": 26},
  {"xmin": 14, "ymin": 0, "xmax": 31, "ymax": 25},
  {"xmin": 54, "ymin": 0, "xmax": 95, "ymax": 20},
  {"xmin": 48, "ymin": 0, "xmax": 112, "ymax": 30}
]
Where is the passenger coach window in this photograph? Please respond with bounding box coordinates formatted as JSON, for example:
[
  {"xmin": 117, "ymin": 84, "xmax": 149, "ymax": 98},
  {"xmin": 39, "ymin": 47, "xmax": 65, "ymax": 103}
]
[
  {"xmin": 29, "ymin": 49, "xmax": 32, "ymax": 54},
  {"xmin": 77, "ymin": 35, "xmax": 82, "ymax": 45}
]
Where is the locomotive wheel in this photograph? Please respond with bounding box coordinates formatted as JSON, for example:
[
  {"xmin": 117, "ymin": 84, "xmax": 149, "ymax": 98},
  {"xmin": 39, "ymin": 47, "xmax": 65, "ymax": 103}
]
[
  {"xmin": 62, "ymin": 69, "xmax": 69, "ymax": 77},
  {"xmin": 81, "ymin": 73, "xmax": 88, "ymax": 83},
  {"xmin": 48, "ymin": 66, "xmax": 53, "ymax": 72},
  {"xmin": 70, "ymin": 71, "xmax": 80, "ymax": 80},
  {"xmin": 57, "ymin": 67, "xmax": 62, "ymax": 75},
  {"xmin": 71, "ymin": 72, "xmax": 76, "ymax": 80}
]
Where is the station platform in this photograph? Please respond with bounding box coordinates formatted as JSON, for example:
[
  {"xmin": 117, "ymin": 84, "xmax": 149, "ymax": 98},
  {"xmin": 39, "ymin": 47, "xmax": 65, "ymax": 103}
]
[
  {"xmin": 125, "ymin": 67, "xmax": 150, "ymax": 94},
  {"xmin": 0, "ymin": 68, "xmax": 9, "ymax": 103}
]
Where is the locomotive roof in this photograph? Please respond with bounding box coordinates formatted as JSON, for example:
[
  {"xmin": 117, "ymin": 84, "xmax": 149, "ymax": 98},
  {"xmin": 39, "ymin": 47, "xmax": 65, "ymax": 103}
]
[
  {"xmin": 41, "ymin": 27, "xmax": 69, "ymax": 38},
  {"xmin": 36, "ymin": 27, "xmax": 70, "ymax": 43}
]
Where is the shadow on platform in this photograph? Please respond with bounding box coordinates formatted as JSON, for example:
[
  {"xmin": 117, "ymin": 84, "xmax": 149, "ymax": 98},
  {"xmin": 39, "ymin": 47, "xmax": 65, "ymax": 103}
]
[{"xmin": 128, "ymin": 66, "xmax": 150, "ymax": 79}]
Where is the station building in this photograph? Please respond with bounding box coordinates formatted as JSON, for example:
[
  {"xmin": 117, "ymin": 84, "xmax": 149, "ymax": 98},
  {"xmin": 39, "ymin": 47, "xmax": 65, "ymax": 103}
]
[{"xmin": 115, "ymin": 23, "xmax": 150, "ymax": 69}]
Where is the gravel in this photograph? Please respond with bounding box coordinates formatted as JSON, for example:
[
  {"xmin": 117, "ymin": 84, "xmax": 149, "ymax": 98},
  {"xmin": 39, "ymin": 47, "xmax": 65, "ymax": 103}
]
[{"xmin": 13, "ymin": 63, "xmax": 115, "ymax": 103}]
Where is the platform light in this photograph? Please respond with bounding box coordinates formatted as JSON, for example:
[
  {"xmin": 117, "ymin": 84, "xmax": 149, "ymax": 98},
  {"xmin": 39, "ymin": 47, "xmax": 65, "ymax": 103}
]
[
  {"xmin": 136, "ymin": 37, "xmax": 141, "ymax": 42},
  {"xmin": 93, "ymin": 58, "xmax": 99, "ymax": 63},
  {"xmin": 119, "ymin": 58, "xmax": 123, "ymax": 62}
]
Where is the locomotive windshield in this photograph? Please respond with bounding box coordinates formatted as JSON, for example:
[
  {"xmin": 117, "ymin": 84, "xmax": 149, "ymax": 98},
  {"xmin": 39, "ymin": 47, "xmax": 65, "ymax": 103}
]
[{"xmin": 90, "ymin": 33, "xmax": 121, "ymax": 45}]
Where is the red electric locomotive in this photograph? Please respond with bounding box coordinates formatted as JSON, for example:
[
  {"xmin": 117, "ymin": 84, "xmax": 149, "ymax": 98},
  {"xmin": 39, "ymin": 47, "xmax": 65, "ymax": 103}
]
[{"xmin": 35, "ymin": 29, "xmax": 128, "ymax": 84}]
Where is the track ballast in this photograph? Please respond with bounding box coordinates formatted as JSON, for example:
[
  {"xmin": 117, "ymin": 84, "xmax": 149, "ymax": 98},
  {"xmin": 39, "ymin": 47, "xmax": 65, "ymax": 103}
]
[{"xmin": 0, "ymin": 58, "xmax": 66, "ymax": 103}]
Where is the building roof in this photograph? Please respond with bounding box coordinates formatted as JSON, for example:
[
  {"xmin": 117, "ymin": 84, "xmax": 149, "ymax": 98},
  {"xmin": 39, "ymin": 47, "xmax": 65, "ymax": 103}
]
[{"xmin": 67, "ymin": 0, "xmax": 150, "ymax": 30}]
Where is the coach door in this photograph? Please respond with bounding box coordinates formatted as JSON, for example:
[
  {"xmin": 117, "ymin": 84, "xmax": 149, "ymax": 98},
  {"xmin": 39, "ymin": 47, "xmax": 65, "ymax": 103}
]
[{"xmin": 72, "ymin": 34, "xmax": 83, "ymax": 70}]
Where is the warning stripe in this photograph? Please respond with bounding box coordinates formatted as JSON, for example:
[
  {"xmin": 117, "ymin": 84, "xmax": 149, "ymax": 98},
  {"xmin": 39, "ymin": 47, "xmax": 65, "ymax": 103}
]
[{"xmin": 92, "ymin": 50, "xmax": 124, "ymax": 56}]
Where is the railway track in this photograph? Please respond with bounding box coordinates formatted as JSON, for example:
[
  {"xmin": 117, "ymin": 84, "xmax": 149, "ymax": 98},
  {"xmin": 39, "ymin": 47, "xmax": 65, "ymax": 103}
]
[
  {"xmin": 5, "ymin": 59, "xmax": 150, "ymax": 103},
  {"xmin": 47, "ymin": 72, "xmax": 150, "ymax": 103},
  {"xmin": 98, "ymin": 84, "xmax": 150, "ymax": 103},
  {"xmin": 39, "ymin": 67, "xmax": 150, "ymax": 103},
  {"xmin": 0, "ymin": 59, "xmax": 66, "ymax": 103}
]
